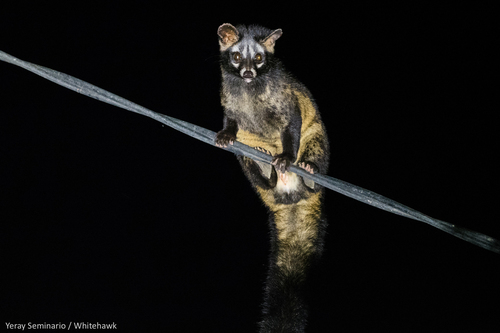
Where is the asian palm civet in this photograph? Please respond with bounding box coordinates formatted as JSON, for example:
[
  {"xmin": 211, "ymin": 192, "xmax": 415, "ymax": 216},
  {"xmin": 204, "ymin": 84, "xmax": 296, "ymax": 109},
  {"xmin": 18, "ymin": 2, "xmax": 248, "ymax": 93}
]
[{"xmin": 215, "ymin": 23, "xmax": 330, "ymax": 333}]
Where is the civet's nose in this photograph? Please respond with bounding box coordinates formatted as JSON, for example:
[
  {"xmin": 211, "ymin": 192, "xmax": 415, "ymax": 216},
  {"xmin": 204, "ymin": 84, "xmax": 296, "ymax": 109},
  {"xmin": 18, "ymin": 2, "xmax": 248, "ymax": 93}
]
[{"xmin": 243, "ymin": 71, "xmax": 254, "ymax": 78}]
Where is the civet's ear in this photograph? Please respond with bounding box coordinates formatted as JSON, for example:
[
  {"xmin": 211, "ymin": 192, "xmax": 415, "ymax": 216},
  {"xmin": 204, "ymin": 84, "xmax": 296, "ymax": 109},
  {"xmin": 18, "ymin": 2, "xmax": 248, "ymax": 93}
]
[
  {"xmin": 261, "ymin": 29, "xmax": 282, "ymax": 53},
  {"xmin": 218, "ymin": 23, "xmax": 240, "ymax": 51}
]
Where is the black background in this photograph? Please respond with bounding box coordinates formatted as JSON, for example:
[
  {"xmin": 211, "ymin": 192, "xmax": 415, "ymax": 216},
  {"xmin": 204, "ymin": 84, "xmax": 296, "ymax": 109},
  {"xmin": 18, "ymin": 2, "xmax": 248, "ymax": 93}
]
[{"xmin": 1, "ymin": 2, "xmax": 498, "ymax": 332}]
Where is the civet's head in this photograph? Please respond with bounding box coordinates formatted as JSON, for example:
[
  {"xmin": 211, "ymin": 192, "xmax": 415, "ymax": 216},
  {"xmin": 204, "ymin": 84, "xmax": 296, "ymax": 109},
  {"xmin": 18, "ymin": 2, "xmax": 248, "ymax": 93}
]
[{"xmin": 218, "ymin": 23, "xmax": 282, "ymax": 84}]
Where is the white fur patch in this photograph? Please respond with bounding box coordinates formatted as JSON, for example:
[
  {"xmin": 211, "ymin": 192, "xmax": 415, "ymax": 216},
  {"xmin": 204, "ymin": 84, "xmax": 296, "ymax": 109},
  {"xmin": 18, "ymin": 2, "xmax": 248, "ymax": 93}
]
[
  {"xmin": 255, "ymin": 43, "xmax": 265, "ymax": 54},
  {"xmin": 275, "ymin": 172, "xmax": 300, "ymax": 193},
  {"xmin": 248, "ymin": 44, "xmax": 254, "ymax": 58}
]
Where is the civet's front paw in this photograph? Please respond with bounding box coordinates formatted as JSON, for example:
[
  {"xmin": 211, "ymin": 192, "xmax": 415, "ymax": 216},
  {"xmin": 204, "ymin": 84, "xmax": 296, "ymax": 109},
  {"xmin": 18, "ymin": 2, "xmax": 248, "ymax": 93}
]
[
  {"xmin": 215, "ymin": 130, "xmax": 236, "ymax": 148},
  {"xmin": 298, "ymin": 161, "xmax": 319, "ymax": 189}
]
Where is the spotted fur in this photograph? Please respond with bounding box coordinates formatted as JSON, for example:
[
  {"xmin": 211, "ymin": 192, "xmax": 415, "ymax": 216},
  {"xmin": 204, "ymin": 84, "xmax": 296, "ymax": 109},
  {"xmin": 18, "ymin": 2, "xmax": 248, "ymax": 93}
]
[{"xmin": 216, "ymin": 23, "xmax": 330, "ymax": 333}]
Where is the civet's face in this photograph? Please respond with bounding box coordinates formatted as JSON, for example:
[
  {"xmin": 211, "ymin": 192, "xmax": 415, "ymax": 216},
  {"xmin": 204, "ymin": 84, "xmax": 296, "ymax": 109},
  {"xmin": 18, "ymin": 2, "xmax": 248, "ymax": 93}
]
[{"xmin": 228, "ymin": 37, "xmax": 267, "ymax": 83}]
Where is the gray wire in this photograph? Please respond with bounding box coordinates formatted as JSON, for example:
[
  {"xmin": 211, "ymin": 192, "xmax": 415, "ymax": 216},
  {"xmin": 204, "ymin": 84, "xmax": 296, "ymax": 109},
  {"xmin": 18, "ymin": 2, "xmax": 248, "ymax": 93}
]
[{"xmin": 1, "ymin": 49, "xmax": 498, "ymax": 254}]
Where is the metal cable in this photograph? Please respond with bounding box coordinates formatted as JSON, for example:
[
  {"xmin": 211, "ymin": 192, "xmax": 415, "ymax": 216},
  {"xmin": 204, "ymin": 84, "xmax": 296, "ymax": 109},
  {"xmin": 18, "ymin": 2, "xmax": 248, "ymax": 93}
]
[{"xmin": 1, "ymin": 49, "xmax": 498, "ymax": 254}]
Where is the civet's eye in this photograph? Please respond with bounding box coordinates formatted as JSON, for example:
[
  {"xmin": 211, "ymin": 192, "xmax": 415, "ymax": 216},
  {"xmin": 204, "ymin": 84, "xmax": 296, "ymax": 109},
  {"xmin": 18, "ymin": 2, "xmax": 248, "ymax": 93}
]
[
  {"xmin": 255, "ymin": 53, "xmax": 263, "ymax": 63},
  {"xmin": 233, "ymin": 52, "xmax": 241, "ymax": 62}
]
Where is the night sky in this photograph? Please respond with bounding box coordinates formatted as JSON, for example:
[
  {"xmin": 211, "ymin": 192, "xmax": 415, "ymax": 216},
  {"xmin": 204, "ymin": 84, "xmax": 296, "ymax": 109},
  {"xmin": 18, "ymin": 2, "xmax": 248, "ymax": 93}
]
[{"xmin": 1, "ymin": 3, "xmax": 499, "ymax": 332}]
